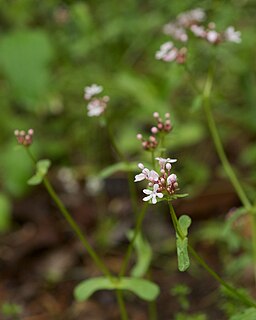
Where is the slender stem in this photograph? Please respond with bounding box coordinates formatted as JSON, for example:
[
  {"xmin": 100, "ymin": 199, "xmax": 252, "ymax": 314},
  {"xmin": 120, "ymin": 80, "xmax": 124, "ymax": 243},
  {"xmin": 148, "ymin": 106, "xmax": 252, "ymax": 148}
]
[
  {"xmin": 202, "ymin": 69, "xmax": 256, "ymax": 283},
  {"xmin": 148, "ymin": 300, "xmax": 158, "ymax": 320},
  {"xmin": 119, "ymin": 202, "xmax": 148, "ymax": 277},
  {"xmin": 185, "ymin": 65, "xmax": 256, "ymax": 283},
  {"xmin": 202, "ymin": 70, "xmax": 251, "ymax": 210},
  {"xmin": 168, "ymin": 202, "xmax": 256, "ymax": 308},
  {"xmin": 115, "ymin": 290, "xmax": 129, "ymax": 320},
  {"xmin": 188, "ymin": 245, "xmax": 256, "ymax": 308},
  {"xmin": 147, "ymin": 271, "xmax": 158, "ymax": 320},
  {"xmin": 25, "ymin": 148, "xmax": 112, "ymax": 279},
  {"xmin": 42, "ymin": 177, "xmax": 112, "ymax": 278}
]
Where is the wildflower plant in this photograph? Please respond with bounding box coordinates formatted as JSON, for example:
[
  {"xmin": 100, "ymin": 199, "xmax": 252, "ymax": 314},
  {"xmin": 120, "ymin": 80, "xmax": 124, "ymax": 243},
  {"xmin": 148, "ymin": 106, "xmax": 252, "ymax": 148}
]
[{"xmin": 13, "ymin": 7, "xmax": 256, "ymax": 319}]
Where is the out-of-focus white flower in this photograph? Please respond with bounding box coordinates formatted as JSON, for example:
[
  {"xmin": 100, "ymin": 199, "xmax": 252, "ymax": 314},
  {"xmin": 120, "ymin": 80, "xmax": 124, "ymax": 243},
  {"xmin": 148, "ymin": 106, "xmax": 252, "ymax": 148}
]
[
  {"xmin": 155, "ymin": 157, "xmax": 177, "ymax": 169},
  {"xmin": 87, "ymin": 96, "xmax": 109, "ymax": 117},
  {"xmin": 163, "ymin": 23, "xmax": 188, "ymax": 42},
  {"xmin": 143, "ymin": 184, "xmax": 163, "ymax": 204},
  {"xmin": 206, "ymin": 30, "xmax": 220, "ymax": 43},
  {"xmin": 190, "ymin": 24, "xmax": 206, "ymax": 38},
  {"xmin": 224, "ymin": 26, "xmax": 241, "ymax": 43},
  {"xmin": 177, "ymin": 8, "xmax": 205, "ymax": 27},
  {"xmin": 84, "ymin": 84, "xmax": 103, "ymax": 100},
  {"xmin": 155, "ymin": 41, "xmax": 174, "ymax": 60}
]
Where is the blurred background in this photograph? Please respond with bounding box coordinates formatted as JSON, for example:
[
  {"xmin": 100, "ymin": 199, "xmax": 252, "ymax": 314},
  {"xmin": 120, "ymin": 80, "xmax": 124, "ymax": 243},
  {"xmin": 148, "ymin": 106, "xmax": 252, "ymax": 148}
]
[{"xmin": 0, "ymin": 0, "xmax": 256, "ymax": 319}]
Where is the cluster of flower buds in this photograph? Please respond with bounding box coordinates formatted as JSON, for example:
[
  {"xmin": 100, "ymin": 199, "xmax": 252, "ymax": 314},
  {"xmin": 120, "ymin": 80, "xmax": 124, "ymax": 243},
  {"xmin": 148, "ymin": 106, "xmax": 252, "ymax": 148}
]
[
  {"xmin": 84, "ymin": 84, "xmax": 109, "ymax": 117},
  {"xmin": 137, "ymin": 112, "xmax": 172, "ymax": 151},
  {"xmin": 157, "ymin": 8, "xmax": 241, "ymax": 63},
  {"xmin": 134, "ymin": 157, "xmax": 178, "ymax": 204},
  {"xmin": 14, "ymin": 129, "xmax": 34, "ymax": 147}
]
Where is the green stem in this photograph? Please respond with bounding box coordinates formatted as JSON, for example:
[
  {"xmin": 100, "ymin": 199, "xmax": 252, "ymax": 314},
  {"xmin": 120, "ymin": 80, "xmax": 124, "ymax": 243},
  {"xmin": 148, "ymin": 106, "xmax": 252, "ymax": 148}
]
[
  {"xmin": 42, "ymin": 177, "xmax": 112, "ymax": 278},
  {"xmin": 25, "ymin": 148, "xmax": 112, "ymax": 279},
  {"xmin": 202, "ymin": 70, "xmax": 256, "ymax": 284},
  {"xmin": 202, "ymin": 70, "xmax": 251, "ymax": 210},
  {"xmin": 168, "ymin": 202, "xmax": 256, "ymax": 308},
  {"xmin": 116, "ymin": 290, "xmax": 129, "ymax": 320},
  {"xmin": 119, "ymin": 202, "xmax": 148, "ymax": 277},
  {"xmin": 188, "ymin": 245, "xmax": 256, "ymax": 308},
  {"xmin": 185, "ymin": 65, "xmax": 256, "ymax": 283}
]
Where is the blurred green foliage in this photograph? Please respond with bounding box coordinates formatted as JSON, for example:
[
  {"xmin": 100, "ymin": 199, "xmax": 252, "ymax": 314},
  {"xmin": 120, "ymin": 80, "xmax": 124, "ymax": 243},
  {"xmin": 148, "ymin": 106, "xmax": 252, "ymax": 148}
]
[{"xmin": 0, "ymin": 0, "xmax": 255, "ymax": 209}]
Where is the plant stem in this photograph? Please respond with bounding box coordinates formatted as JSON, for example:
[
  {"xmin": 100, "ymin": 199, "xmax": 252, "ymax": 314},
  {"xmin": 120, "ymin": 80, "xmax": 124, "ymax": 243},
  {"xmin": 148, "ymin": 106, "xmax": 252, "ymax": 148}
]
[
  {"xmin": 202, "ymin": 70, "xmax": 251, "ymax": 210},
  {"xmin": 42, "ymin": 176, "xmax": 112, "ymax": 278},
  {"xmin": 25, "ymin": 148, "xmax": 112, "ymax": 279},
  {"xmin": 168, "ymin": 202, "xmax": 256, "ymax": 308},
  {"xmin": 188, "ymin": 245, "xmax": 256, "ymax": 308},
  {"xmin": 116, "ymin": 290, "xmax": 129, "ymax": 320},
  {"xmin": 201, "ymin": 69, "xmax": 256, "ymax": 284},
  {"xmin": 119, "ymin": 202, "xmax": 148, "ymax": 277},
  {"xmin": 185, "ymin": 65, "xmax": 256, "ymax": 283}
]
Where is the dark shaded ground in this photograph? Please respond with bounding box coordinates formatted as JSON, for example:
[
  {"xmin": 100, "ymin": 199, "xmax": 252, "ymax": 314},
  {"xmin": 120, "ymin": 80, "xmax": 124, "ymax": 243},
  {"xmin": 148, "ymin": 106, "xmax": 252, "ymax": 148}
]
[{"xmin": 0, "ymin": 176, "xmax": 253, "ymax": 320}]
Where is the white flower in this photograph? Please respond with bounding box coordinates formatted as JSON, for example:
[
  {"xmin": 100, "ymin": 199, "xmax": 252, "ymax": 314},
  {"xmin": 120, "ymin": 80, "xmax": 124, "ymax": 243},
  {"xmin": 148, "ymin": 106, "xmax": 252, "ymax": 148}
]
[
  {"xmin": 143, "ymin": 184, "xmax": 163, "ymax": 204},
  {"xmin": 190, "ymin": 24, "xmax": 206, "ymax": 38},
  {"xmin": 163, "ymin": 23, "xmax": 188, "ymax": 42},
  {"xmin": 134, "ymin": 167, "xmax": 159, "ymax": 182},
  {"xmin": 155, "ymin": 42, "xmax": 174, "ymax": 60},
  {"xmin": 167, "ymin": 173, "xmax": 177, "ymax": 185},
  {"xmin": 156, "ymin": 157, "xmax": 177, "ymax": 168},
  {"xmin": 177, "ymin": 8, "xmax": 205, "ymax": 27},
  {"xmin": 206, "ymin": 30, "xmax": 219, "ymax": 43},
  {"xmin": 224, "ymin": 26, "xmax": 241, "ymax": 43},
  {"xmin": 163, "ymin": 48, "xmax": 178, "ymax": 62},
  {"xmin": 84, "ymin": 84, "xmax": 103, "ymax": 100},
  {"xmin": 87, "ymin": 99, "xmax": 106, "ymax": 117}
]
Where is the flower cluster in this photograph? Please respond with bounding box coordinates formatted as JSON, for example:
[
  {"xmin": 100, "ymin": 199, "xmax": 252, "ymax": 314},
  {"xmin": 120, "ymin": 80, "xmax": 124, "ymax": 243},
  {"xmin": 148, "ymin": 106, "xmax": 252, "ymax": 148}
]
[
  {"xmin": 155, "ymin": 42, "xmax": 187, "ymax": 64},
  {"xmin": 134, "ymin": 157, "xmax": 178, "ymax": 204},
  {"xmin": 137, "ymin": 112, "xmax": 172, "ymax": 150},
  {"xmin": 84, "ymin": 84, "xmax": 109, "ymax": 117},
  {"xmin": 14, "ymin": 129, "xmax": 34, "ymax": 147},
  {"xmin": 157, "ymin": 8, "xmax": 241, "ymax": 63}
]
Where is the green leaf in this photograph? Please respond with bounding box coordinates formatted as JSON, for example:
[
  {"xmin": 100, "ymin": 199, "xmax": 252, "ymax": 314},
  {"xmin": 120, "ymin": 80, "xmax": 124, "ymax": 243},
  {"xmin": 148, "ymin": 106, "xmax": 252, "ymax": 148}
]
[
  {"xmin": 98, "ymin": 162, "xmax": 138, "ymax": 179},
  {"xmin": 170, "ymin": 193, "xmax": 189, "ymax": 200},
  {"xmin": 179, "ymin": 215, "xmax": 192, "ymax": 237},
  {"xmin": 27, "ymin": 173, "xmax": 43, "ymax": 185},
  {"xmin": 176, "ymin": 237, "xmax": 190, "ymax": 272},
  {"xmin": 128, "ymin": 230, "xmax": 152, "ymax": 278},
  {"xmin": 37, "ymin": 159, "xmax": 51, "ymax": 176},
  {"xmin": 0, "ymin": 30, "xmax": 53, "ymax": 108},
  {"xmin": 230, "ymin": 308, "xmax": 256, "ymax": 320},
  {"xmin": 27, "ymin": 159, "xmax": 51, "ymax": 185},
  {"xmin": 175, "ymin": 215, "xmax": 192, "ymax": 272},
  {"xmin": 74, "ymin": 276, "xmax": 160, "ymax": 302}
]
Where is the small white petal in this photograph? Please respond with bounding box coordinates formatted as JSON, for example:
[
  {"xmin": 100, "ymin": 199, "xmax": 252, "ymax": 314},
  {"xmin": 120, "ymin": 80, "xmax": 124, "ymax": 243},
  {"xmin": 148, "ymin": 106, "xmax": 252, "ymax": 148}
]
[
  {"xmin": 156, "ymin": 192, "xmax": 164, "ymax": 198},
  {"xmin": 143, "ymin": 189, "xmax": 152, "ymax": 195},
  {"xmin": 134, "ymin": 173, "xmax": 146, "ymax": 182},
  {"xmin": 143, "ymin": 195, "xmax": 152, "ymax": 202}
]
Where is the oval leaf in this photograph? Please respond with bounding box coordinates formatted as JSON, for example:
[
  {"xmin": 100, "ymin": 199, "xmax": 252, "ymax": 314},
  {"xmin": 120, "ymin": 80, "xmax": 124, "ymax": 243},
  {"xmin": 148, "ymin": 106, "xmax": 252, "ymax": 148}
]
[
  {"xmin": 74, "ymin": 276, "xmax": 159, "ymax": 302},
  {"xmin": 27, "ymin": 159, "xmax": 51, "ymax": 185},
  {"xmin": 128, "ymin": 230, "xmax": 152, "ymax": 278},
  {"xmin": 27, "ymin": 173, "xmax": 43, "ymax": 185},
  {"xmin": 37, "ymin": 159, "xmax": 51, "ymax": 175},
  {"xmin": 179, "ymin": 215, "xmax": 191, "ymax": 237},
  {"xmin": 176, "ymin": 237, "xmax": 190, "ymax": 272}
]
